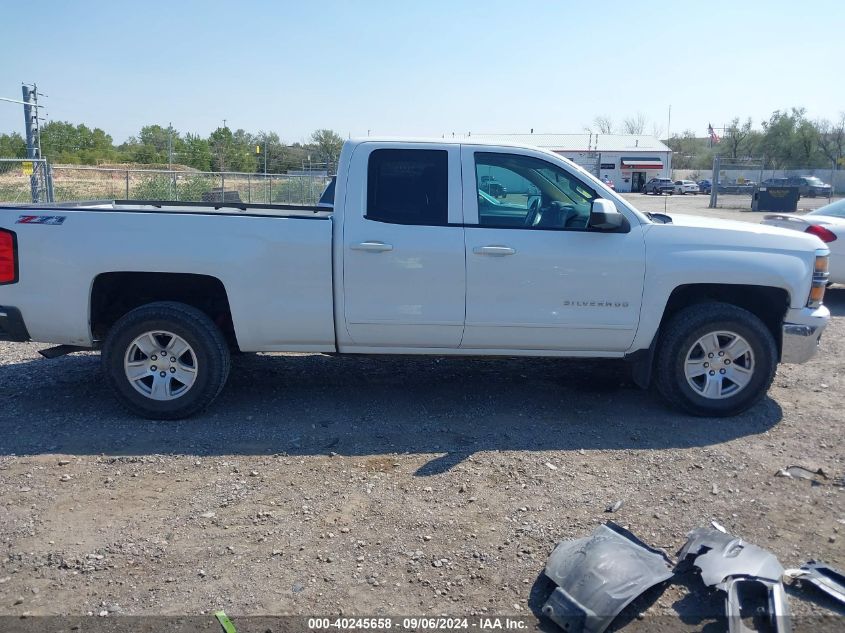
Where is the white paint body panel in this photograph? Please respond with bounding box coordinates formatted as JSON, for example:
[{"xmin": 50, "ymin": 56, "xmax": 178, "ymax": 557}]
[
  {"xmin": 0, "ymin": 210, "xmax": 335, "ymax": 351},
  {"xmin": 0, "ymin": 138, "xmax": 830, "ymax": 363}
]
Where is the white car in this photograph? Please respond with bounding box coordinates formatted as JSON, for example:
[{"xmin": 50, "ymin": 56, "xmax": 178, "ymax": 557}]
[
  {"xmin": 762, "ymin": 198, "xmax": 844, "ymax": 284},
  {"xmin": 673, "ymin": 180, "xmax": 700, "ymax": 195}
]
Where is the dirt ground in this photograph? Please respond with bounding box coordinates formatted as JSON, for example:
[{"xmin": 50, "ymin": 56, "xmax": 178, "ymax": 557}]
[{"xmin": 0, "ymin": 199, "xmax": 843, "ymax": 632}]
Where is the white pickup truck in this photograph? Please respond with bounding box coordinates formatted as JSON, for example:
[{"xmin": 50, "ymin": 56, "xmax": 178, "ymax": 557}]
[{"xmin": 0, "ymin": 139, "xmax": 831, "ymax": 419}]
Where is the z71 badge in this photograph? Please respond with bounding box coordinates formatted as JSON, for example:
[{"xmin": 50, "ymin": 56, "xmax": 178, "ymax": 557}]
[{"xmin": 16, "ymin": 215, "xmax": 66, "ymax": 225}]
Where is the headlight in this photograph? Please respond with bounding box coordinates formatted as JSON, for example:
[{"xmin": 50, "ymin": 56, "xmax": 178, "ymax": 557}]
[{"xmin": 807, "ymin": 249, "xmax": 830, "ymax": 308}]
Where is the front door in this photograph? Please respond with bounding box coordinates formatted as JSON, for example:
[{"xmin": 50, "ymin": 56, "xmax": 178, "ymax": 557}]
[
  {"xmin": 460, "ymin": 147, "xmax": 646, "ymax": 352},
  {"xmin": 341, "ymin": 143, "xmax": 465, "ymax": 349},
  {"xmin": 631, "ymin": 171, "xmax": 646, "ymax": 193}
]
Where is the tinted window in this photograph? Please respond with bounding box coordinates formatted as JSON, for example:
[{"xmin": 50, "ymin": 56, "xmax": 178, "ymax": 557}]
[
  {"xmin": 475, "ymin": 152, "xmax": 597, "ymax": 230},
  {"xmin": 366, "ymin": 149, "xmax": 448, "ymax": 225}
]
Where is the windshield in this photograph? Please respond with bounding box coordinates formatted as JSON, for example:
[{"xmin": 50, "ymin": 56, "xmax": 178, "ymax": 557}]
[
  {"xmin": 804, "ymin": 177, "xmax": 823, "ymax": 185},
  {"xmin": 808, "ymin": 198, "xmax": 845, "ymax": 218}
]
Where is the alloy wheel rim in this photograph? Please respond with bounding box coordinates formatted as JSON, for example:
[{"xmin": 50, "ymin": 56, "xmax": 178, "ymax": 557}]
[
  {"xmin": 684, "ymin": 330, "xmax": 755, "ymax": 400},
  {"xmin": 124, "ymin": 331, "xmax": 198, "ymax": 401}
]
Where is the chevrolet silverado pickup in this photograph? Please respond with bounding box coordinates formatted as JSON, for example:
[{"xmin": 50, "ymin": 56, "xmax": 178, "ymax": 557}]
[{"xmin": 0, "ymin": 139, "xmax": 831, "ymax": 419}]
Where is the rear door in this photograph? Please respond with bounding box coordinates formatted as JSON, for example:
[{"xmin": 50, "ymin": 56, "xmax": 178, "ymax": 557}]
[{"xmin": 340, "ymin": 143, "xmax": 465, "ymax": 348}]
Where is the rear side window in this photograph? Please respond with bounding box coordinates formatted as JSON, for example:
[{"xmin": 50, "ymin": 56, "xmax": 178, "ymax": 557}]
[{"xmin": 366, "ymin": 149, "xmax": 448, "ymax": 225}]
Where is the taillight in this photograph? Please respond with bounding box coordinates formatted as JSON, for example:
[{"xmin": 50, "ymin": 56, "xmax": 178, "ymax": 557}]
[
  {"xmin": 0, "ymin": 229, "xmax": 18, "ymax": 284},
  {"xmin": 805, "ymin": 224, "xmax": 838, "ymax": 243}
]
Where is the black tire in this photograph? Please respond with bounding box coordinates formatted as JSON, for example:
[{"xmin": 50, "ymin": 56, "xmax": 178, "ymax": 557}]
[
  {"xmin": 655, "ymin": 302, "xmax": 777, "ymax": 417},
  {"xmin": 102, "ymin": 301, "xmax": 231, "ymax": 420}
]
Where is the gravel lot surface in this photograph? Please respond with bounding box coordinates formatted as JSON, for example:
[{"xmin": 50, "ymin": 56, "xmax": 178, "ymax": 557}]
[{"xmin": 0, "ymin": 200, "xmax": 843, "ymax": 631}]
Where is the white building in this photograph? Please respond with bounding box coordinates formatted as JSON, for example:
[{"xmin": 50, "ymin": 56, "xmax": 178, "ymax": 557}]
[{"xmin": 465, "ymin": 133, "xmax": 672, "ymax": 193}]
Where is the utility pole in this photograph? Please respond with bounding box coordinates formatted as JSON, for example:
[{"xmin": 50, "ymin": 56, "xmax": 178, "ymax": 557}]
[
  {"xmin": 220, "ymin": 119, "xmax": 227, "ymax": 194},
  {"xmin": 21, "ymin": 85, "xmax": 40, "ymax": 203},
  {"xmin": 667, "ymin": 105, "xmax": 671, "ymax": 141},
  {"xmin": 168, "ymin": 122, "xmax": 175, "ymax": 200},
  {"xmin": 709, "ymin": 155, "xmax": 720, "ymax": 209}
]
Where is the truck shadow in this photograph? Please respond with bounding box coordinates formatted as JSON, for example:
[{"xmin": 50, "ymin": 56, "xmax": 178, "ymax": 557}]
[
  {"xmin": 824, "ymin": 286, "xmax": 845, "ymax": 317},
  {"xmin": 0, "ymin": 350, "xmax": 784, "ymax": 475}
]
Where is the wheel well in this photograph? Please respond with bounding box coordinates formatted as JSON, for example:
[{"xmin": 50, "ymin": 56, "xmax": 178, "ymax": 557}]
[
  {"xmin": 90, "ymin": 272, "xmax": 236, "ymax": 348},
  {"xmin": 660, "ymin": 284, "xmax": 789, "ymax": 352}
]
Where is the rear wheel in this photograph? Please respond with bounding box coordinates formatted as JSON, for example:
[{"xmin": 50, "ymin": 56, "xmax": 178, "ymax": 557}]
[
  {"xmin": 102, "ymin": 301, "xmax": 231, "ymax": 419},
  {"xmin": 655, "ymin": 303, "xmax": 777, "ymax": 417}
]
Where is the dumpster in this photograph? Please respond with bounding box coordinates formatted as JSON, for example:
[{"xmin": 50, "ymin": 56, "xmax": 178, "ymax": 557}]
[{"xmin": 751, "ymin": 186, "xmax": 799, "ymax": 212}]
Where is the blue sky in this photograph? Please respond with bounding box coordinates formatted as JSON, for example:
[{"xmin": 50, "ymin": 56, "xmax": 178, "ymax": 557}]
[{"xmin": 1, "ymin": 0, "xmax": 841, "ymax": 143}]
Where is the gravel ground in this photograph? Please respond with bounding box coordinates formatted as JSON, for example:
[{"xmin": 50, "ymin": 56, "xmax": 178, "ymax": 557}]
[{"xmin": 0, "ymin": 204, "xmax": 843, "ymax": 631}]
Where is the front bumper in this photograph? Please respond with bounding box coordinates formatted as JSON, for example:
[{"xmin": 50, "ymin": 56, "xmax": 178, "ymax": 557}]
[
  {"xmin": 0, "ymin": 306, "xmax": 30, "ymax": 342},
  {"xmin": 781, "ymin": 305, "xmax": 829, "ymax": 363}
]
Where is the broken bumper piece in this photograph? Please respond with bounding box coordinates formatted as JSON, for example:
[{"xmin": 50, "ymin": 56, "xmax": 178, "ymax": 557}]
[
  {"xmin": 678, "ymin": 527, "xmax": 792, "ymax": 633},
  {"xmin": 785, "ymin": 561, "xmax": 845, "ymax": 606},
  {"xmin": 542, "ymin": 522, "xmax": 674, "ymax": 633}
]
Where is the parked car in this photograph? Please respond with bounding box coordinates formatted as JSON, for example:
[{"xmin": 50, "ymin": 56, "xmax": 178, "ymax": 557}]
[
  {"xmin": 0, "ymin": 138, "xmax": 830, "ymax": 419},
  {"xmin": 673, "ymin": 180, "xmax": 700, "ymax": 195},
  {"xmin": 697, "ymin": 179, "xmax": 712, "ymax": 194},
  {"xmin": 791, "ymin": 176, "xmax": 831, "ymax": 198},
  {"xmin": 479, "ymin": 175, "xmax": 507, "ymax": 198},
  {"xmin": 643, "ymin": 177, "xmax": 674, "ymax": 195},
  {"xmin": 762, "ymin": 176, "xmax": 832, "ymax": 198},
  {"xmin": 761, "ymin": 177, "xmax": 789, "ymax": 188},
  {"xmin": 762, "ymin": 198, "xmax": 844, "ymax": 284},
  {"xmin": 718, "ymin": 180, "xmax": 756, "ymax": 194}
]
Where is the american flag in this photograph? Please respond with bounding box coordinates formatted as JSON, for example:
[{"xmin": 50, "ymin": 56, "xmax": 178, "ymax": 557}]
[{"xmin": 708, "ymin": 124, "xmax": 721, "ymax": 144}]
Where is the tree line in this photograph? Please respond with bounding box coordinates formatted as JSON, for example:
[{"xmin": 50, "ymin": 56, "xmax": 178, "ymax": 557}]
[
  {"xmin": 0, "ymin": 123, "xmax": 345, "ymax": 174},
  {"xmin": 668, "ymin": 109, "xmax": 844, "ymax": 171},
  {"xmin": 590, "ymin": 107, "xmax": 845, "ymax": 171}
]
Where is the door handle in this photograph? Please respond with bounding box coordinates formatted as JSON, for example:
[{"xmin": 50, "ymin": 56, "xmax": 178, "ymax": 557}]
[
  {"xmin": 473, "ymin": 245, "xmax": 516, "ymax": 256},
  {"xmin": 351, "ymin": 241, "xmax": 393, "ymax": 252}
]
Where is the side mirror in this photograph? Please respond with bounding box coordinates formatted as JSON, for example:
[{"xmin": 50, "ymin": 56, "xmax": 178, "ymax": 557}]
[{"xmin": 589, "ymin": 199, "xmax": 628, "ymax": 232}]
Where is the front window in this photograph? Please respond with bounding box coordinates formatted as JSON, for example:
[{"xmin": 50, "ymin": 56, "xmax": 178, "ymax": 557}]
[{"xmin": 474, "ymin": 152, "xmax": 597, "ymax": 229}]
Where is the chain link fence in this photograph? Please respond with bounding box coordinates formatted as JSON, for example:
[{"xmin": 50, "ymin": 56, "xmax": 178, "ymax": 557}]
[
  {"xmin": 0, "ymin": 158, "xmax": 50, "ymax": 203},
  {"xmin": 0, "ymin": 164, "xmax": 331, "ymax": 206},
  {"xmin": 673, "ymin": 161, "xmax": 843, "ymax": 210}
]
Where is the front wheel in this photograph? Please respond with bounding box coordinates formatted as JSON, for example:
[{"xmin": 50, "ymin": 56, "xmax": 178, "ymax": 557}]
[
  {"xmin": 102, "ymin": 301, "xmax": 231, "ymax": 419},
  {"xmin": 655, "ymin": 303, "xmax": 777, "ymax": 416}
]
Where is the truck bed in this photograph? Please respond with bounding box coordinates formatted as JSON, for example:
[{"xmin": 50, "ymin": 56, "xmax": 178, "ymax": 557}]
[
  {"xmin": 0, "ymin": 200, "xmax": 333, "ymax": 219},
  {"xmin": 0, "ymin": 201, "xmax": 336, "ymax": 352}
]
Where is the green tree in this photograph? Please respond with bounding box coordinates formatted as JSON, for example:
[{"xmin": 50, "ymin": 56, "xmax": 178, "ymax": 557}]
[
  {"xmin": 816, "ymin": 113, "xmax": 845, "ymax": 168},
  {"xmin": 0, "ymin": 132, "xmax": 26, "ymax": 158},
  {"xmin": 208, "ymin": 127, "xmax": 255, "ymax": 172},
  {"xmin": 40, "ymin": 121, "xmax": 115, "ymax": 164},
  {"xmin": 721, "ymin": 117, "xmax": 753, "ymax": 159},
  {"xmin": 178, "ymin": 133, "xmax": 213, "ymax": 171},
  {"xmin": 757, "ymin": 108, "xmax": 825, "ymax": 169},
  {"xmin": 310, "ymin": 129, "xmax": 343, "ymax": 172}
]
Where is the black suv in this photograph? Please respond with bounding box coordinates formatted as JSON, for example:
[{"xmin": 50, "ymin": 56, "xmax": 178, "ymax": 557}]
[
  {"xmin": 479, "ymin": 176, "xmax": 507, "ymax": 198},
  {"xmin": 643, "ymin": 177, "xmax": 674, "ymax": 195},
  {"xmin": 762, "ymin": 176, "xmax": 831, "ymax": 198}
]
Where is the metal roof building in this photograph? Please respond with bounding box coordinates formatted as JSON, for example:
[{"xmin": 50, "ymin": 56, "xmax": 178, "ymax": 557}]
[{"xmin": 464, "ymin": 133, "xmax": 672, "ymax": 193}]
